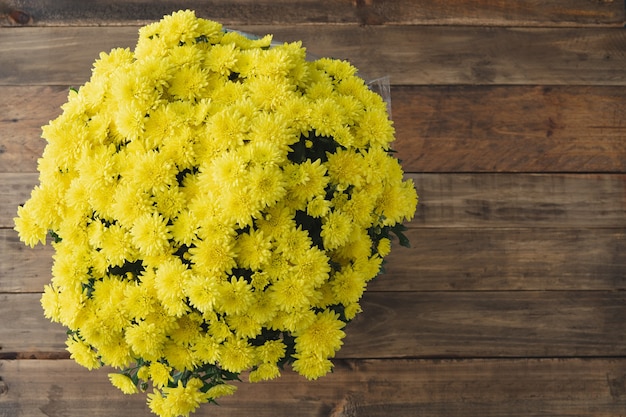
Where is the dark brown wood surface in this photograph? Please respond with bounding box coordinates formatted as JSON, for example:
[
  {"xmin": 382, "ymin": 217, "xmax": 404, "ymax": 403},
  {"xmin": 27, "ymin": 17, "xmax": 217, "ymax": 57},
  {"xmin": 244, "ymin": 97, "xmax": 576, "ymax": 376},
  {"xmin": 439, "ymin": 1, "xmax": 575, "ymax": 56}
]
[
  {"xmin": 1, "ymin": 26, "xmax": 625, "ymax": 86},
  {"xmin": 1, "ymin": 1, "xmax": 625, "ymax": 416},
  {"xmin": 2, "ymin": 358, "xmax": 626, "ymax": 417},
  {"xmin": 3, "ymin": 0, "xmax": 625, "ymax": 27}
]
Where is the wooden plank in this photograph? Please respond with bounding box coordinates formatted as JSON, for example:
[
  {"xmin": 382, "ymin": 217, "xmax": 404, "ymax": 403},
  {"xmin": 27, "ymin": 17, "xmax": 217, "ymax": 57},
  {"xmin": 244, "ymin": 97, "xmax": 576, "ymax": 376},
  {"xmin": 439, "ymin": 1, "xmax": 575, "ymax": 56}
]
[
  {"xmin": 3, "ymin": 291, "xmax": 626, "ymax": 359},
  {"xmin": 3, "ymin": 227, "xmax": 625, "ymax": 293},
  {"xmin": 1, "ymin": 26, "xmax": 625, "ymax": 86},
  {"xmin": 4, "ymin": 173, "xmax": 626, "ymax": 229},
  {"xmin": 0, "ymin": 86, "xmax": 64, "ymax": 173},
  {"xmin": 393, "ymin": 85, "xmax": 626, "ymax": 173},
  {"xmin": 410, "ymin": 173, "xmax": 626, "ymax": 228},
  {"xmin": 1, "ymin": 358, "xmax": 626, "ymax": 417},
  {"xmin": 3, "ymin": 0, "xmax": 624, "ymax": 27},
  {"xmin": 0, "ymin": 229, "xmax": 52, "ymax": 293},
  {"xmin": 375, "ymin": 228, "xmax": 626, "ymax": 291},
  {"xmin": 4, "ymin": 85, "xmax": 626, "ymax": 174}
]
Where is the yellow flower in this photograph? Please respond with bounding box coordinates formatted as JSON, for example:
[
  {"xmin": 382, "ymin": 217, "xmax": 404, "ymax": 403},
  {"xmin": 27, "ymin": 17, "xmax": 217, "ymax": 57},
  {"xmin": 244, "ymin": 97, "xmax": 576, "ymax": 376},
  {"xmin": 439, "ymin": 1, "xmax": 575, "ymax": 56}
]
[
  {"xmin": 125, "ymin": 319, "xmax": 167, "ymax": 361},
  {"xmin": 274, "ymin": 225, "xmax": 312, "ymax": 260},
  {"xmin": 191, "ymin": 334, "xmax": 220, "ymax": 364},
  {"xmin": 294, "ymin": 309, "xmax": 345, "ymax": 358},
  {"xmin": 377, "ymin": 237, "xmax": 392, "ymax": 257},
  {"xmin": 168, "ymin": 64, "xmax": 210, "ymax": 101},
  {"xmin": 331, "ymin": 265, "xmax": 367, "ymax": 305},
  {"xmin": 246, "ymin": 164, "xmax": 286, "ymax": 208},
  {"xmin": 377, "ymin": 180, "xmax": 419, "ymax": 226},
  {"xmin": 185, "ymin": 273, "xmax": 219, "ymax": 313},
  {"xmin": 127, "ymin": 150, "xmax": 178, "ymax": 193},
  {"xmin": 291, "ymin": 246, "xmax": 331, "ymax": 287},
  {"xmin": 152, "ymin": 186, "xmax": 186, "ymax": 221},
  {"xmin": 154, "ymin": 258, "xmax": 191, "ymax": 317},
  {"xmin": 110, "ymin": 183, "xmax": 153, "ymax": 228},
  {"xmin": 310, "ymin": 97, "xmax": 346, "ymax": 138},
  {"xmin": 40, "ymin": 284, "xmax": 61, "ymax": 322},
  {"xmin": 14, "ymin": 10, "xmax": 417, "ymax": 415},
  {"xmin": 159, "ymin": 9, "xmax": 201, "ymax": 47},
  {"xmin": 256, "ymin": 340, "xmax": 286, "ymax": 364},
  {"xmin": 91, "ymin": 47, "xmax": 134, "ymax": 79},
  {"xmin": 205, "ymin": 42, "xmax": 238, "ymax": 76},
  {"xmin": 320, "ymin": 210, "xmax": 352, "ymax": 250},
  {"xmin": 66, "ymin": 336, "xmax": 101, "ymax": 370},
  {"xmin": 235, "ymin": 228, "xmax": 272, "ymax": 270},
  {"xmin": 206, "ymin": 107, "xmax": 249, "ymax": 151},
  {"xmin": 98, "ymin": 336, "xmax": 134, "ymax": 369},
  {"xmin": 325, "ymin": 148, "xmax": 366, "ymax": 189},
  {"xmin": 292, "ymin": 351, "xmax": 334, "ymax": 381},
  {"xmin": 219, "ymin": 337, "xmax": 255, "ymax": 373},
  {"xmin": 215, "ymin": 276, "xmax": 254, "ymax": 316},
  {"xmin": 163, "ymin": 341, "xmax": 196, "ymax": 371},
  {"xmin": 249, "ymin": 363, "xmax": 281, "ymax": 382},
  {"xmin": 226, "ymin": 313, "xmax": 263, "ymax": 339},
  {"xmin": 205, "ymin": 383, "xmax": 237, "ymax": 400},
  {"xmin": 160, "ymin": 377, "xmax": 209, "ymax": 417},
  {"xmin": 130, "ymin": 213, "xmax": 172, "ymax": 258},
  {"xmin": 269, "ymin": 307, "xmax": 315, "ymax": 333},
  {"xmin": 123, "ymin": 282, "xmax": 157, "ymax": 320},
  {"xmin": 189, "ymin": 235, "xmax": 237, "ymax": 275},
  {"xmin": 170, "ymin": 210, "xmax": 199, "ymax": 246},
  {"xmin": 270, "ymin": 274, "xmax": 318, "ymax": 312},
  {"xmin": 306, "ymin": 195, "xmax": 331, "ymax": 218},
  {"xmin": 289, "ymin": 159, "xmax": 329, "ymax": 204},
  {"xmin": 108, "ymin": 373, "xmax": 138, "ymax": 394},
  {"xmin": 149, "ymin": 362, "xmax": 173, "ymax": 388},
  {"xmin": 99, "ymin": 223, "xmax": 135, "ymax": 268}
]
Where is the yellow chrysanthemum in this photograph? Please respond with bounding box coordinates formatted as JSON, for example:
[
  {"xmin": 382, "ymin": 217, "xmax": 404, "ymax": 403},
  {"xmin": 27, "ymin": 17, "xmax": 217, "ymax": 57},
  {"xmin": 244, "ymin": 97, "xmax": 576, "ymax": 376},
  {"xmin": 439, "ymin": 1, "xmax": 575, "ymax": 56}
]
[
  {"xmin": 125, "ymin": 319, "xmax": 167, "ymax": 361},
  {"xmin": 185, "ymin": 273, "xmax": 219, "ymax": 313},
  {"xmin": 189, "ymin": 235, "xmax": 237, "ymax": 274},
  {"xmin": 235, "ymin": 228, "xmax": 272, "ymax": 270},
  {"xmin": 331, "ymin": 265, "xmax": 367, "ymax": 305},
  {"xmin": 130, "ymin": 212, "xmax": 172, "ymax": 257},
  {"xmin": 320, "ymin": 210, "xmax": 353, "ymax": 250},
  {"xmin": 294, "ymin": 309, "xmax": 345, "ymax": 358},
  {"xmin": 158, "ymin": 377, "xmax": 209, "ymax": 417},
  {"xmin": 149, "ymin": 362, "xmax": 173, "ymax": 388},
  {"xmin": 292, "ymin": 351, "xmax": 334, "ymax": 381},
  {"xmin": 270, "ymin": 274, "xmax": 318, "ymax": 312},
  {"xmin": 249, "ymin": 363, "xmax": 281, "ymax": 382},
  {"xmin": 66, "ymin": 336, "xmax": 101, "ymax": 370},
  {"xmin": 109, "ymin": 373, "xmax": 138, "ymax": 394},
  {"xmin": 219, "ymin": 337, "xmax": 255, "ymax": 373},
  {"xmin": 205, "ymin": 42, "xmax": 238, "ymax": 76},
  {"xmin": 215, "ymin": 276, "xmax": 254, "ymax": 316},
  {"xmin": 205, "ymin": 383, "xmax": 237, "ymax": 400},
  {"xmin": 15, "ymin": 10, "xmax": 417, "ymax": 416}
]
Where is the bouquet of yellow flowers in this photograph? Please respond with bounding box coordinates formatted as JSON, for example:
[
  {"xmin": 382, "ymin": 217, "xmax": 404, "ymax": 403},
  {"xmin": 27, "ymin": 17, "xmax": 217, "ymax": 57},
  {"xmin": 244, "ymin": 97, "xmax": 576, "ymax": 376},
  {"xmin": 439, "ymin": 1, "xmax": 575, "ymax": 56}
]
[{"xmin": 14, "ymin": 10, "xmax": 417, "ymax": 417}]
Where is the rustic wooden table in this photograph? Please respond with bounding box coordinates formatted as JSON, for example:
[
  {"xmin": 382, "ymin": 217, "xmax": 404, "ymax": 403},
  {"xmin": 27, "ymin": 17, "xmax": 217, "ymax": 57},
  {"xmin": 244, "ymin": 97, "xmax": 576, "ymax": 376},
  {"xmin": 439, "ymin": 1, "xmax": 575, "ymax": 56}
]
[{"xmin": 1, "ymin": 1, "xmax": 625, "ymax": 416}]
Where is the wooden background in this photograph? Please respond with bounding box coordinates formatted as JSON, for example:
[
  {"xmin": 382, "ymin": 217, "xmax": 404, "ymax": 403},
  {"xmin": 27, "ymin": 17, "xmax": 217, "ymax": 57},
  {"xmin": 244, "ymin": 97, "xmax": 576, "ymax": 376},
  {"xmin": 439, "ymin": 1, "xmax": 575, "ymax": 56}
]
[{"xmin": 1, "ymin": 1, "xmax": 626, "ymax": 416}]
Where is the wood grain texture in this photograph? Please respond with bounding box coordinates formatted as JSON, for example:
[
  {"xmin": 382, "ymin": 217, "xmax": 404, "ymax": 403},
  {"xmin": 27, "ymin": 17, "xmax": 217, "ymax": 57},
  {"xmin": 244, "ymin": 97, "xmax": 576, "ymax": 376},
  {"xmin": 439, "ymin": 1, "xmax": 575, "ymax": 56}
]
[
  {"xmin": 0, "ymin": 229, "xmax": 52, "ymax": 293},
  {"xmin": 4, "ymin": 173, "xmax": 625, "ymax": 229},
  {"xmin": 3, "ymin": 85, "xmax": 626, "ymax": 174},
  {"xmin": 376, "ymin": 228, "xmax": 626, "ymax": 291},
  {"xmin": 411, "ymin": 173, "xmax": 626, "ymax": 228},
  {"xmin": 1, "ymin": 26, "xmax": 625, "ymax": 86},
  {"xmin": 1, "ymin": 358, "xmax": 626, "ymax": 417},
  {"xmin": 3, "ymin": 227, "xmax": 625, "ymax": 293},
  {"xmin": 393, "ymin": 85, "xmax": 626, "ymax": 173},
  {"xmin": 2, "ymin": 291, "xmax": 626, "ymax": 359},
  {"xmin": 2, "ymin": 0, "xmax": 625, "ymax": 27}
]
